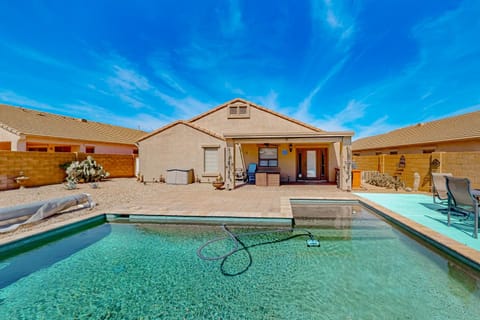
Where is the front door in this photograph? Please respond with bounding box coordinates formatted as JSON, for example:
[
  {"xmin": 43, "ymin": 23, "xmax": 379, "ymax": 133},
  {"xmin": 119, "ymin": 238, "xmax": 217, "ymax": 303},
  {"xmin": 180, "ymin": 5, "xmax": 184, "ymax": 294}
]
[{"xmin": 297, "ymin": 148, "xmax": 328, "ymax": 181}]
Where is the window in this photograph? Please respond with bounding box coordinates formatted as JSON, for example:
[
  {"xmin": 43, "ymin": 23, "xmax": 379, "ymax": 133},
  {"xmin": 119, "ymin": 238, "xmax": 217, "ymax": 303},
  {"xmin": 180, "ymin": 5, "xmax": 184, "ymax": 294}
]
[
  {"xmin": 28, "ymin": 147, "xmax": 48, "ymax": 152},
  {"xmin": 259, "ymin": 147, "xmax": 278, "ymax": 167},
  {"xmin": 204, "ymin": 147, "xmax": 219, "ymax": 173},
  {"xmin": 389, "ymin": 151, "xmax": 398, "ymax": 155},
  {"xmin": 86, "ymin": 146, "xmax": 95, "ymax": 153},
  {"xmin": 54, "ymin": 146, "xmax": 71, "ymax": 152},
  {"xmin": 228, "ymin": 103, "xmax": 250, "ymax": 119}
]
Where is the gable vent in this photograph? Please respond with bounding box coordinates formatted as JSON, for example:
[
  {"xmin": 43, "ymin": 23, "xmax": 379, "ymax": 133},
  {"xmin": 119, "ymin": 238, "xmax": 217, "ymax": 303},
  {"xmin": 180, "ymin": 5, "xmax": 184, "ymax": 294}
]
[{"xmin": 228, "ymin": 103, "xmax": 250, "ymax": 119}]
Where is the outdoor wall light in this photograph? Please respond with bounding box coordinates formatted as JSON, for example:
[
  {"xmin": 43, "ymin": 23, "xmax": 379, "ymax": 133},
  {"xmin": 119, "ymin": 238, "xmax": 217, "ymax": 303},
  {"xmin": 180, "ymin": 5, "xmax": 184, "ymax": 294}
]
[{"xmin": 289, "ymin": 144, "xmax": 293, "ymax": 152}]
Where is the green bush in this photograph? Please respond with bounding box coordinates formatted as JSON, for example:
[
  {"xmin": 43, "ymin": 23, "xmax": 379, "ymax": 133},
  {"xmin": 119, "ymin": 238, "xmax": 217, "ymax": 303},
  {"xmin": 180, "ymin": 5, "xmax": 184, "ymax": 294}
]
[{"xmin": 65, "ymin": 156, "xmax": 110, "ymax": 183}]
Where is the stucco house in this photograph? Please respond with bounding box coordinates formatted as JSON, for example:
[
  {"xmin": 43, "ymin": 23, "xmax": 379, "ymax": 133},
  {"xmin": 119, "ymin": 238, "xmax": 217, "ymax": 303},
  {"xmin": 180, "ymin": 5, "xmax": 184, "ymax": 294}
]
[
  {"xmin": 137, "ymin": 98, "xmax": 354, "ymax": 190},
  {"xmin": 352, "ymin": 110, "xmax": 480, "ymax": 155},
  {"xmin": 0, "ymin": 104, "xmax": 146, "ymax": 154}
]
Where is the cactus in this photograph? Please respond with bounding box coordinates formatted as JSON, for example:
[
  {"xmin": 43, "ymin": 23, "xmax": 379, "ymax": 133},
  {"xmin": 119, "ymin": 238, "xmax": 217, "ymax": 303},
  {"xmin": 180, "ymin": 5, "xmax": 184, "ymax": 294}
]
[{"xmin": 65, "ymin": 156, "xmax": 110, "ymax": 183}]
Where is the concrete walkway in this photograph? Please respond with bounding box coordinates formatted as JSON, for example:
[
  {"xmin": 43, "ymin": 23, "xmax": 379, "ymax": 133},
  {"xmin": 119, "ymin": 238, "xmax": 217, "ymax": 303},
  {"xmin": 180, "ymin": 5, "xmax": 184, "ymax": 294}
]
[{"xmin": 111, "ymin": 182, "xmax": 353, "ymax": 218}]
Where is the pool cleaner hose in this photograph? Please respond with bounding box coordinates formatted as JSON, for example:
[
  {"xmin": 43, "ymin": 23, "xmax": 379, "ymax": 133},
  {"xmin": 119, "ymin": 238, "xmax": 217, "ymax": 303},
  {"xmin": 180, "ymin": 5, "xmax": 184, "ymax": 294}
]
[{"xmin": 197, "ymin": 224, "xmax": 319, "ymax": 276}]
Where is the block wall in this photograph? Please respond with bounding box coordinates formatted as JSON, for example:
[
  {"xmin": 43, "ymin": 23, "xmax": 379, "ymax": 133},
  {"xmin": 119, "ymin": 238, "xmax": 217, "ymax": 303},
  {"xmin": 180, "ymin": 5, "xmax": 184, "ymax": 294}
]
[
  {"xmin": 0, "ymin": 151, "xmax": 136, "ymax": 190},
  {"xmin": 354, "ymin": 151, "xmax": 480, "ymax": 191}
]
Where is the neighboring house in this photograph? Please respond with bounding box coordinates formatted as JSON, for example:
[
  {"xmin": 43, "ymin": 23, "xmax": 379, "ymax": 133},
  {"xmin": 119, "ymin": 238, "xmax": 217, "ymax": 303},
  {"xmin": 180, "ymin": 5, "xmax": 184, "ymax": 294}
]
[
  {"xmin": 137, "ymin": 98, "xmax": 354, "ymax": 190},
  {"xmin": 352, "ymin": 110, "xmax": 480, "ymax": 155},
  {"xmin": 0, "ymin": 104, "xmax": 146, "ymax": 154}
]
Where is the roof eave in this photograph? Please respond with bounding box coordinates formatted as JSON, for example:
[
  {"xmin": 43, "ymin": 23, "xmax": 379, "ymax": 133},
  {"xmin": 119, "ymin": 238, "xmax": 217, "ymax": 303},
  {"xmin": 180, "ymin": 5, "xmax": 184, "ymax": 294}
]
[{"xmin": 224, "ymin": 131, "xmax": 354, "ymax": 139}]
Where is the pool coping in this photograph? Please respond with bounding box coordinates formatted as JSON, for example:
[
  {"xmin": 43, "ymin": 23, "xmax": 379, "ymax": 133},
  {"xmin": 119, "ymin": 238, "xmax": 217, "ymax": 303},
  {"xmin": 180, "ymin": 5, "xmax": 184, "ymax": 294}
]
[{"xmin": 1, "ymin": 194, "xmax": 479, "ymax": 271}]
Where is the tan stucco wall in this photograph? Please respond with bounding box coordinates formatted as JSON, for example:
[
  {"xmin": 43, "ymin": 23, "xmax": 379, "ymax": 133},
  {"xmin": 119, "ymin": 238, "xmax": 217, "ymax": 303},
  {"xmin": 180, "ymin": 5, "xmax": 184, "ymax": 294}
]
[
  {"xmin": 0, "ymin": 128, "xmax": 23, "ymax": 150},
  {"xmin": 191, "ymin": 106, "xmax": 318, "ymax": 135},
  {"xmin": 25, "ymin": 137, "xmax": 136, "ymax": 154},
  {"xmin": 138, "ymin": 124, "xmax": 225, "ymax": 182}
]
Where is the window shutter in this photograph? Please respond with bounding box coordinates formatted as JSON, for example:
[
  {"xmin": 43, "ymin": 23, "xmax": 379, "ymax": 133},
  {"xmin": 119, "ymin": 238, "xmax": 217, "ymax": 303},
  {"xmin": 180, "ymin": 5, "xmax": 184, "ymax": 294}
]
[{"xmin": 204, "ymin": 148, "xmax": 219, "ymax": 173}]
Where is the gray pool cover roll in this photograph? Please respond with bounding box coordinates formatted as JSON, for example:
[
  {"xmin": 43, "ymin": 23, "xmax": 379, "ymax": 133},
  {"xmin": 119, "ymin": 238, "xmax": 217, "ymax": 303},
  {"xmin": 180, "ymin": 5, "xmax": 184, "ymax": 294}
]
[{"xmin": 0, "ymin": 193, "xmax": 95, "ymax": 233}]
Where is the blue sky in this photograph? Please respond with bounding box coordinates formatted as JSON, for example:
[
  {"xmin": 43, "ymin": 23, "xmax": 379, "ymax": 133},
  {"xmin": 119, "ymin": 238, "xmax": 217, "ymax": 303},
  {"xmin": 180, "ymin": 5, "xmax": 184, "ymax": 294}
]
[{"xmin": 0, "ymin": 0, "xmax": 479, "ymax": 139}]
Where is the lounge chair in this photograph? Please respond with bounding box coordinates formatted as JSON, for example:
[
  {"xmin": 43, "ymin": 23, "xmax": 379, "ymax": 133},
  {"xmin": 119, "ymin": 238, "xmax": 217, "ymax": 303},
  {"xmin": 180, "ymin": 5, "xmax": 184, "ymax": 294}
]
[
  {"xmin": 445, "ymin": 176, "xmax": 479, "ymax": 238},
  {"xmin": 432, "ymin": 173, "xmax": 452, "ymax": 204}
]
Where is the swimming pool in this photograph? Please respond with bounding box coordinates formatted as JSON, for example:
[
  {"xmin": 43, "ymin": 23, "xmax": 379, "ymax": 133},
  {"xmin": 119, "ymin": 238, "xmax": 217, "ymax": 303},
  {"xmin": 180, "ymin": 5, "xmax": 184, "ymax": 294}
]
[{"xmin": 1, "ymin": 203, "xmax": 479, "ymax": 319}]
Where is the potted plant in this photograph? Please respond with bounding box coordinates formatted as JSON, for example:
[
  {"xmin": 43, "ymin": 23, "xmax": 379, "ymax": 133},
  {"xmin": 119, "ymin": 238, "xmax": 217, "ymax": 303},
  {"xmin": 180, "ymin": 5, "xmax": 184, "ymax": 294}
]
[{"xmin": 212, "ymin": 173, "xmax": 224, "ymax": 190}]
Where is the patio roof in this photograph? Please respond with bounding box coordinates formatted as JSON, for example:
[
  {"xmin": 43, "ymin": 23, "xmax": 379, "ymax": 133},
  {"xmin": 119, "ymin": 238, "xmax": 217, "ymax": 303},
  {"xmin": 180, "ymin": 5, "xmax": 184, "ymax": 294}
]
[{"xmin": 224, "ymin": 131, "xmax": 354, "ymax": 143}]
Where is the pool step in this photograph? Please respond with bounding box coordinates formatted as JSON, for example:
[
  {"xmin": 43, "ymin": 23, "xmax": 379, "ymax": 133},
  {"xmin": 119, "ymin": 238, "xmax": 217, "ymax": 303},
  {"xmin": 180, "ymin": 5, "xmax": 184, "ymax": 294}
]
[{"xmin": 106, "ymin": 214, "xmax": 293, "ymax": 227}]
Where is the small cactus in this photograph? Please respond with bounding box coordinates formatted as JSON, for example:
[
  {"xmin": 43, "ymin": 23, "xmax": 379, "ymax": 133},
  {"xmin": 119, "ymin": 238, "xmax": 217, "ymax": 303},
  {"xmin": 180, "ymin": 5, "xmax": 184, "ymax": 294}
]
[{"xmin": 65, "ymin": 156, "xmax": 110, "ymax": 183}]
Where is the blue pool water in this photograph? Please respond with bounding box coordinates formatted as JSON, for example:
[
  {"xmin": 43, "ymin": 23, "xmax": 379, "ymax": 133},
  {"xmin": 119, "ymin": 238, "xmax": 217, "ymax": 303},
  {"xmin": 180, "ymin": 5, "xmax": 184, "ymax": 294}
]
[{"xmin": 0, "ymin": 205, "xmax": 479, "ymax": 319}]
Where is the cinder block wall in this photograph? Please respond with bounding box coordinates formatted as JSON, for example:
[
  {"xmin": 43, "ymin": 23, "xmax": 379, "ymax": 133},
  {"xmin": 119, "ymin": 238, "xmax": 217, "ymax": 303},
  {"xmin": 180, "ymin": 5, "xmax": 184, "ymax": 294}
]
[
  {"xmin": 354, "ymin": 151, "xmax": 480, "ymax": 191},
  {"xmin": 353, "ymin": 155, "xmax": 378, "ymax": 171},
  {"xmin": 80, "ymin": 153, "xmax": 135, "ymax": 177},
  {"xmin": 442, "ymin": 152, "xmax": 480, "ymax": 188},
  {"xmin": 0, "ymin": 151, "xmax": 75, "ymax": 189},
  {"xmin": 0, "ymin": 151, "xmax": 136, "ymax": 190}
]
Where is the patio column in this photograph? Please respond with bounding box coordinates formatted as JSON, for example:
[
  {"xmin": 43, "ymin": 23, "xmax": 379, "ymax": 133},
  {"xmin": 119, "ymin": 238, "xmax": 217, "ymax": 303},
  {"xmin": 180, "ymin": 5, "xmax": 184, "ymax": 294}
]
[
  {"xmin": 12, "ymin": 136, "xmax": 27, "ymax": 151},
  {"xmin": 339, "ymin": 137, "xmax": 352, "ymax": 191},
  {"xmin": 225, "ymin": 140, "xmax": 235, "ymax": 190}
]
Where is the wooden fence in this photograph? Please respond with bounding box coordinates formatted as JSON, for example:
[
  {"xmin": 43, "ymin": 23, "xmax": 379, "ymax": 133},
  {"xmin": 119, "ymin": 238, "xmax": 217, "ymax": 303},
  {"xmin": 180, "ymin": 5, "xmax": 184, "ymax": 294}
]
[
  {"xmin": 0, "ymin": 151, "xmax": 136, "ymax": 190},
  {"xmin": 353, "ymin": 151, "xmax": 480, "ymax": 192}
]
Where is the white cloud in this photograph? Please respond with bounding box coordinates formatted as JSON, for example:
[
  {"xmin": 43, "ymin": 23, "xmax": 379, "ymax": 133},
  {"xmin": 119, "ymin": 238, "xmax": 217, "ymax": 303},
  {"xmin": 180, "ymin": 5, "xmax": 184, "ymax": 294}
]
[
  {"xmin": 0, "ymin": 90, "xmax": 54, "ymax": 111},
  {"xmin": 0, "ymin": 42, "xmax": 76, "ymax": 71},
  {"xmin": 253, "ymin": 90, "xmax": 279, "ymax": 109},
  {"xmin": 312, "ymin": 99, "xmax": 367, "ymax": 131},
  {"xmin": 153, "ymin": 91, "xmax": 214, "ymax": 119},
  {"xmin": 109, "ymin": 65, "xmax": 151, "ymax": 92},
  {"xmin": 224, "ymin": 82, "xmax": 245, "ymax": 96},
  {"xmin": 63, "ymin": 101, "xmax": 170, "ymax": 131},
  {"xmin": 310, "ymin": 0, "xmax": 357, "ymax": 50},
  {"xmin": 364, "ymin": 1, "xmax": 480, "ymax": 114},
  {"xmin": 62, "ymin": 101, "xmax": 111, "ymax": 116},
  {"xmin": 112, "ymin": 113, "xmax": 171, "ymax": 132},
  {"xmin": 295, "ymin": 56, "xmax": 349, "ymax": 121},
  {"xmin": 353, "ymin": 116, "xmax": 395, "ymax": 140},
  {"xmin": 220, "ymin": 0, "xmax": 244, "ymax": 36},
  {"xmin": 158, "ymin": 72, "xmax": 186, "ymax": 94}
]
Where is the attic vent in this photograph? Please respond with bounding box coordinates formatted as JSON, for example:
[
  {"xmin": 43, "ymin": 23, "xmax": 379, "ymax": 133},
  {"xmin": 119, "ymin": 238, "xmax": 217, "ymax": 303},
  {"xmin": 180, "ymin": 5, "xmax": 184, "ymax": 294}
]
[
  {"xmin": 79, "ymin": 118, "xmax": 88, "ymax": 123},
  {"xmin": 239, "ymin": 106, "xmax": 247, "ymax": 114},
  {"xmin": 228, "ymin": 103, "xmax": 250, "ymax": 119}
]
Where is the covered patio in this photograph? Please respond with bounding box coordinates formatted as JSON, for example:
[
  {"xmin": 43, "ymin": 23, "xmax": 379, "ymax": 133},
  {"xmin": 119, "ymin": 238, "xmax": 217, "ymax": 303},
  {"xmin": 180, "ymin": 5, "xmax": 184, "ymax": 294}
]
[{"xmin": 223, "ymin": 131, "xmax": 354, "ymax": 191}]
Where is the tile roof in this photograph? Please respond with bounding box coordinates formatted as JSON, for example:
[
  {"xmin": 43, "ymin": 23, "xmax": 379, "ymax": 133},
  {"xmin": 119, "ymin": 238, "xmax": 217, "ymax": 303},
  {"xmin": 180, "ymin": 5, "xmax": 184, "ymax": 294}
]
[
  {"xmin": 137, "ymin": 120, "xmax": 225, "ymax": 142},
  {"xmin": 0, "ymin": 104, "xmax": 147, "ymax": 145},
  {"xmin": 187, "ymin": 98, "xmax": 325, "ymax": 133},
  {"xmin": 352, "ymin": 110, "xmax": 480, "ymax": 151}
]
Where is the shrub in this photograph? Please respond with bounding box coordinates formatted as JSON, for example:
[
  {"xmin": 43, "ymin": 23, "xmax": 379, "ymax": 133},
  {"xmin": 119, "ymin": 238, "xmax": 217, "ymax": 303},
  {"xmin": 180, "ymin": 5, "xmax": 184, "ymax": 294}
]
[{"xmin": 65, "ymin": 156, "xmax": 110, "ymax": 183}]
